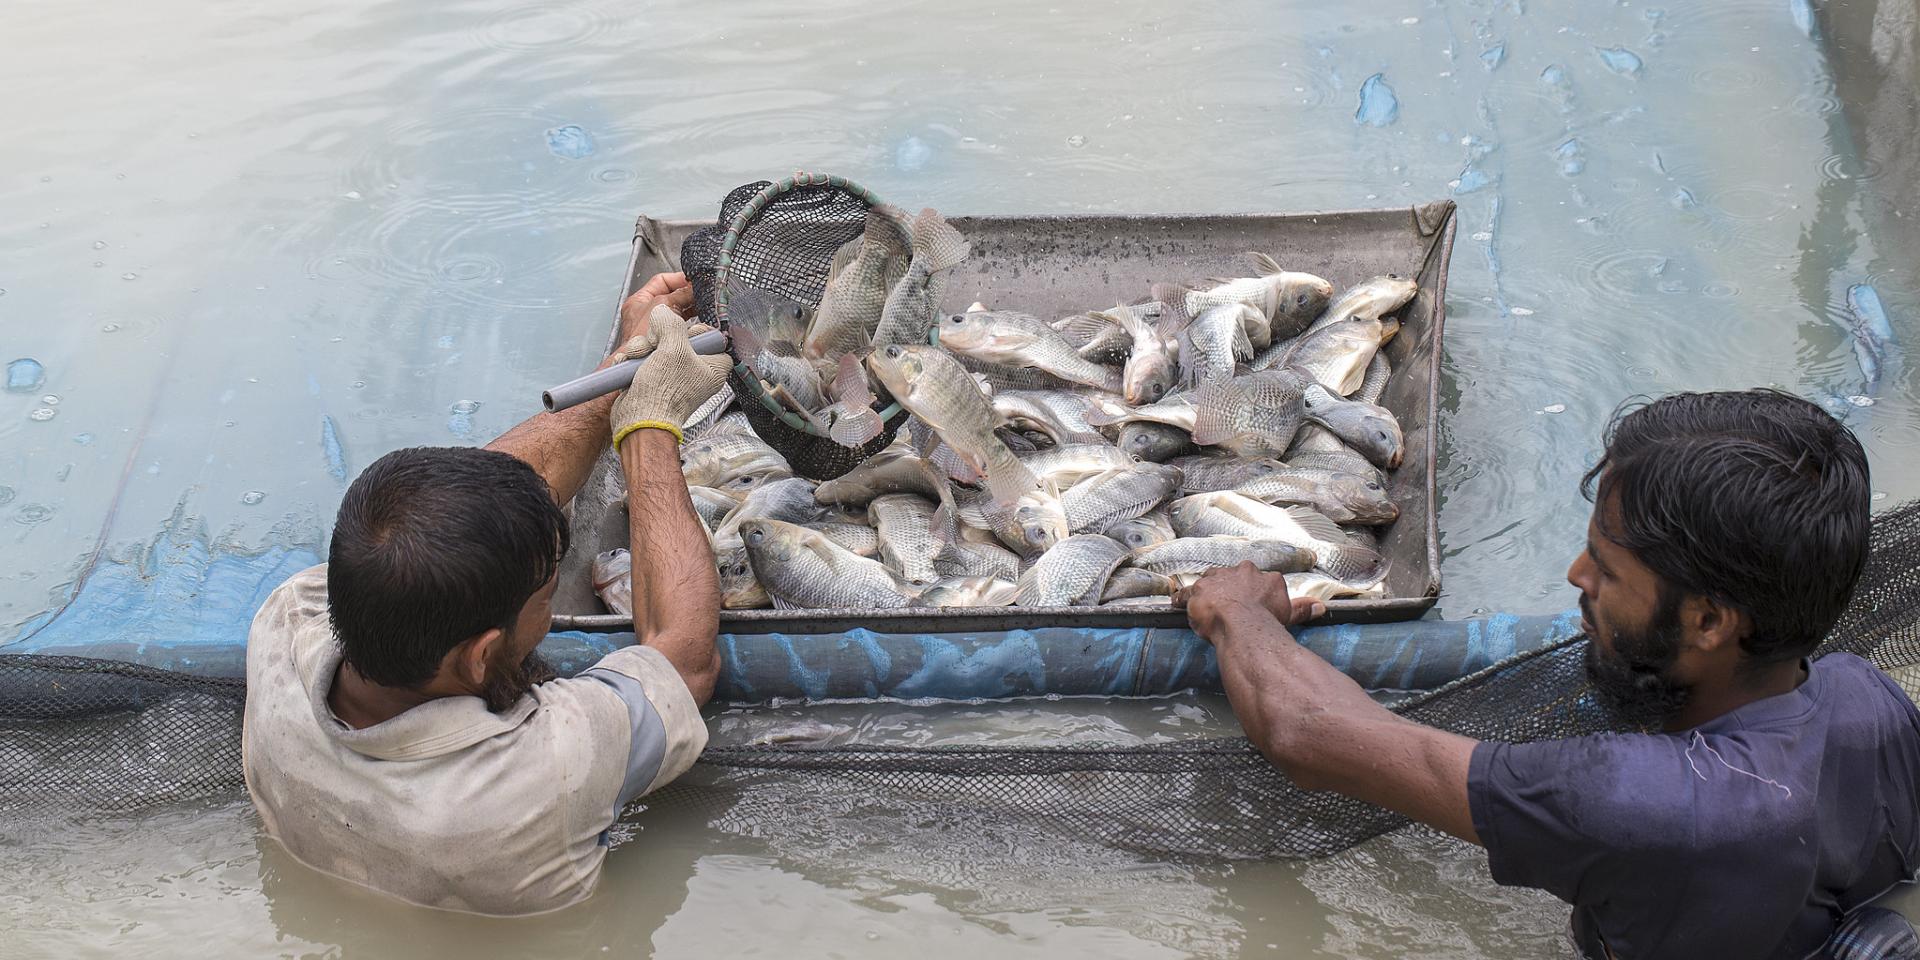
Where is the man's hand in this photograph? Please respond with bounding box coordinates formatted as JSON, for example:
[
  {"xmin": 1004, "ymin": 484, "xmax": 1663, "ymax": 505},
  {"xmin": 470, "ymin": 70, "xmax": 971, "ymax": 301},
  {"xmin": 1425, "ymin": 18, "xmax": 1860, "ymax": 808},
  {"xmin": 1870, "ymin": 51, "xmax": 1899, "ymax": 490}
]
[
  {"xmin": 614, "ymin": 272, "xmax": 695, "ymax": 357},
  {"xmin": 1173, "ymin": 562, "xmax": 1326, "ymax": 641},
  {"xmin": 610, "ymin": 309, "xmax": 734, "ymax": 445}
]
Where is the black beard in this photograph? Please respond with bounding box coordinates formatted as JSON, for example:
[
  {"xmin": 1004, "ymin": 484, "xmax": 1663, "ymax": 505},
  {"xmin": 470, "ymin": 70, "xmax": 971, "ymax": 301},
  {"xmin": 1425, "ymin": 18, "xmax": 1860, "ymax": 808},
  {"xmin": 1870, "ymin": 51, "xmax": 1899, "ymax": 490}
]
[
  {"xmin": 479, "ymin": 647, "xmax": 557, "ymax": 714},
  {"xmin": 1582, "ymin": 592, "xmax": 1691, "ymax": 728}
]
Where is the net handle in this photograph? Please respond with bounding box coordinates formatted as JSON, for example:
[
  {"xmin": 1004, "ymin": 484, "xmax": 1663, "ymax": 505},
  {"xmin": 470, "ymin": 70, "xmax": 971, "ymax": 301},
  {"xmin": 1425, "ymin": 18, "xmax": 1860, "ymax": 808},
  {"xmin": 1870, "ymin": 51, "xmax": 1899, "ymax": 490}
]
[{"xmin": 711, "ymin": 172, "xmax": 904, "ymax": 436}]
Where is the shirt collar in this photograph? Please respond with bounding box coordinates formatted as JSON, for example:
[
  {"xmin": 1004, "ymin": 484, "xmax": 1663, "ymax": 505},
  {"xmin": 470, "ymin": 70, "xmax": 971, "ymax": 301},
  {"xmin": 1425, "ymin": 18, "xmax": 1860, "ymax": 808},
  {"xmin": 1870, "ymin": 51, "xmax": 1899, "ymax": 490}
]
[{"xmin": 299, "ymin": 634, "xmax": 539, "ymax": 761}]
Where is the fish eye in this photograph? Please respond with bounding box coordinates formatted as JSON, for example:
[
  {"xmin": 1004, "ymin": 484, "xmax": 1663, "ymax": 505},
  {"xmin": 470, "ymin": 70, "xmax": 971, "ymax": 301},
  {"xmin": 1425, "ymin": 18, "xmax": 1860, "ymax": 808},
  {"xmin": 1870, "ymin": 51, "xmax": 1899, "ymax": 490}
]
[
  {"xmin": 1366, "ymin": 480, "xmax": 1383, "ymax": 491},
  {"xmin": 733, "ymin": 563, "xmax": 749, "ymax": 575},
  {"xmin": 884, "ymin": 345, "xmax": 903, "ymax": 358},
  {"xmin": 947, "ymin": 314, "xmax": 965, "ymax": 323},
  {"xmin": 1296, "ymin": 293, "xmax": 1310, "ymax": 306}
]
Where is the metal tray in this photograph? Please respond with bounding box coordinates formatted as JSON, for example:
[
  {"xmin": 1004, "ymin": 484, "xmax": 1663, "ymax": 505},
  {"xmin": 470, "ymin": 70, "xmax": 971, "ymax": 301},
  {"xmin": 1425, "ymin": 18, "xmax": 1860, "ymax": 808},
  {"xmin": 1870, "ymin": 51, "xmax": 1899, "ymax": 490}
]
[{"xmin": 552, "ymin": 204, "xmax": 1455, "ymax": 634}]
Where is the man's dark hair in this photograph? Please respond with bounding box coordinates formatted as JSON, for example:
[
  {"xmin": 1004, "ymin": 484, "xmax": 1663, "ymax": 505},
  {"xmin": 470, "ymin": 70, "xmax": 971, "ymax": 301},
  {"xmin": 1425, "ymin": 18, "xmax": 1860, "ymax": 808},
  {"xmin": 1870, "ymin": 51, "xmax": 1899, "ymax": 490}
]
[
  {"xmin": 328, "ymin": 447, "xmax": 569, "ymax": 688},
  {"xmin": 1581, "ymin": 389, "xmax": 1871, "ymax": 667}
]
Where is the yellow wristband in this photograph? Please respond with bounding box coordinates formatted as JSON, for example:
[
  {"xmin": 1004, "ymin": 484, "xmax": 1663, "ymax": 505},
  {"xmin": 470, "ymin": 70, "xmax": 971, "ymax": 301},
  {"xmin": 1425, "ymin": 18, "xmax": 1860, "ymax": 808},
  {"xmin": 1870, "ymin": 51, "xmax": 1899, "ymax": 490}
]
[{"xmin": 613, "ymin": 419, "xmax": 684, "ymax": 448}]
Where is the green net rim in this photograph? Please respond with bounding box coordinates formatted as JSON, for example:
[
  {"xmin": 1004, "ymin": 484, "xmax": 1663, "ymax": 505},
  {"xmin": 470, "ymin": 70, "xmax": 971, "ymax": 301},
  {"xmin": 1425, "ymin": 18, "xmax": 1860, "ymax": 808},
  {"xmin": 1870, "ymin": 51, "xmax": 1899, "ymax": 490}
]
[{"xmin": 712, "ymin": 172, "xmax": 906, "ymax": 437}]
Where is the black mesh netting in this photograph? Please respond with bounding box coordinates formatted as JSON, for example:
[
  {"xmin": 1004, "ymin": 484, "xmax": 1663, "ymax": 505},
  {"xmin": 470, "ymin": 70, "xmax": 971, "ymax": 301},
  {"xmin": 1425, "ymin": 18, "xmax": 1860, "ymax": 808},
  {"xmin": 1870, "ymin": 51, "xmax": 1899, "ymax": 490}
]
[
  {"xmin": 2, "ymin": 499, "xmax": 1914, "ymax": 858},
  {"xmin": 681, "ymin": 179, "xmax": 910, "ymax": 480}
]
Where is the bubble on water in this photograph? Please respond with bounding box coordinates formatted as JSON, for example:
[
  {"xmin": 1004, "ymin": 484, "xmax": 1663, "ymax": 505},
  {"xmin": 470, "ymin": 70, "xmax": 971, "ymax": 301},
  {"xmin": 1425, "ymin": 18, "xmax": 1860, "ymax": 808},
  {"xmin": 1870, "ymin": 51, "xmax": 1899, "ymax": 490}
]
[
  {"xmin": 121, "ymin": 272, "xmax": 138, "ymax": 281},
  {"xmin": 1470, "ymin": 230, "xmax": 1493, "ymax": 241},
  {"xmin": 1541, "ymin": 64, "xmax": 1571, "ymax": 90},
  {"xmin": 1671, "ymin": 186, "xmax": 1699, "ymax": 209},
  {"xmin": 544, "ymin": 124, "xmax": 596, "ymax": 159},
  {"xmin": 1820, "ymin": 152, "xmax": 1886, "ymax": 182},
  {"xmin": 450, "ymin": 400, "xmax": 481, "ymax": 414},
  {"xmin": 895, "ymin": 135, "xmax": 932, "ymax": 172},
  {"xmin": 73, "ymin": 433, "xmax": 93, "ymax": 445},
  {"xmin": 1874, "ymin": 491, "xmax": 1890, "ymax": 502},
  {"xmin": 1542, "ymin": 403, "xmax": 1567, "ymax": 414},
  {"xmin": 101, "ymin": 321, "xmax": 120, "ymax": 332},
  {"xmin": 6, "ymin": 358, "xmax": 46, "ymax": 392},
  {"xmin": 593, "ymin": 166, "xmax": 635, "ymax": 184},
  {"xmin": 92, "ymin": 240, "xmax": 106, "ymax": 250},
  {"xmin": 29, "ymin": 407, "xmax": 56, "ymax": 421},
  {"xmin": 15, "ymin": 503, "xmax": 52, "ymax": 525},
  {"xmin": 350, "ymin": 379, "xmax": 367, "ymax": 389},
  {"xmin": 1480, "ymin": 43, "xmax": 1506, "ymax": 70},
  {"xmin": 54, "ymin": 464, "xmax": 70, "ymax": 482},
  {"xmin": 0, "ymin": 486, "xmax": 13, "ymax": 506},
  {"xmin": 1595, "ymin": 46, "xmax": 1645, "ymax": 76},
  {"xmin": 1066, "ymin": 134, "xmax": 1087, "ymax": 148},
  {"xmin": 1848, "ymin": 395, "xmax": 1876, "ymax": 407},
  {"xmin": 40, "ymin": 394, "xmax": 59, "ymax": 405},
  {"xmin": 241, "ymin": 490, "xmax": 267, "ymax": 505},
  {"xmin": 1553, "ymin": 138, "xmax": 1587, "ymax": 176},
  {"xmin": 1354, "ymin": 73, "xmax": 1399, "ymax": 127},
  {"xmin": 1452, "ymin": 164, "xmax": 1495, "ymax": 194},
  {"xmin": 1510, "ymin": 306, "xmax": 1536, "ymax": 316},
  {"xmin": 1703, "ymin": 280, "xmax": 1740, "ymax": 299}
]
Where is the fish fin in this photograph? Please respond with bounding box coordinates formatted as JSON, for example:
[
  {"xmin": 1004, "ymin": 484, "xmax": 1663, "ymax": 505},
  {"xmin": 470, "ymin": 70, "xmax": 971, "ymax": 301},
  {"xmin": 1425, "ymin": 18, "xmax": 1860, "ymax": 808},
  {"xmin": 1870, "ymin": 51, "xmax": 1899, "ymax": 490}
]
[
  {"xmin": 828, "ymin": 407, "xmax": 885, "ymax": 447},
  {"xmin": 1054, "ymin": 311, "xmax": 1119, "ymax": 347},
  {"xmin": 1284, "ymin": 505, "xmax": 1346, "ymax": 543},
  {"xmin": 868, "ymin": 204, "xmax": 913, "ymax": 257},
  {"xmin": 909, "ymin": 417, "xmax": 940, "ymax": 458},
  {"xmin": 1230, "ymin": 310, "xmax": 1256, "ymax": 363},
  {"xmin": 910, "ymin": 208, "xmax": 971, "ymax": 273},
  {"xmin": 830, "ymin": 352, "xmax": 872, "ymax": 404},
  {"xmin": 827, "ymin": 236, "xmax": 863, "ymax": 279},
  {"xmin": 1012, "ymin": 567, "xmax": 1041, "ymax": 606},
  {"xmin": 1188, "ymin": 385, "xmax": 1236, "ymax": 447},
  {"xmin": 982, "ymin": 439, "xmax": 1042, "ymax": 506},
  {"xmin": 770, "ymin": 594, "xmax": 804, "ymax": 611},
  {"xmin": 1099, "ymin": 368, "xmax": 1126, "ymax": 395},
  {"xmin": 1252, "ymin": 251, "xmax": 1284, "ymax": 275},
  {"xmin": 730, "ymin": 322, "xmax": 767, "ymax": 373}
]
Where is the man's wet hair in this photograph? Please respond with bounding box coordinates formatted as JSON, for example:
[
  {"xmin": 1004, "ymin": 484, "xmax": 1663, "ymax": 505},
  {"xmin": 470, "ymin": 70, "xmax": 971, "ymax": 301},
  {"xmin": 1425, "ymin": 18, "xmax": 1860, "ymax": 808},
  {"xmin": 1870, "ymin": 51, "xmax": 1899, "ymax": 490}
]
[
  {"xmin": 328, "ymin": 447, "xmax": 569, "ymax": 688},
  {"xmin": 1581, "ymin": 389, "xmax": 1871, "ymax": 667}
]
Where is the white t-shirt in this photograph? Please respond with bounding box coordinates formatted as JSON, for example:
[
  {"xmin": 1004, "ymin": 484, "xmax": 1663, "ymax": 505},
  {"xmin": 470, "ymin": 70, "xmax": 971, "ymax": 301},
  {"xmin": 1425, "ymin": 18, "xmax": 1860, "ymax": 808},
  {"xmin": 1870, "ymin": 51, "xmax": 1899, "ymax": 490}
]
[{"xmin": 242, "ymin": 565, "xmax": 707, "ymax": 916}]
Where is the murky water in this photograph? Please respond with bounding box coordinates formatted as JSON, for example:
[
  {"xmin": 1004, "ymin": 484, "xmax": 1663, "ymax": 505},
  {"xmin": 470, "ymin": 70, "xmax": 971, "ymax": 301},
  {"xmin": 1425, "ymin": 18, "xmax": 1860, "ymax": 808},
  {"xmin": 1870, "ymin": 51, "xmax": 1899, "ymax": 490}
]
[{"xmin": 2, "ymin": 0, "xmax": 1916, "ymax": 954}]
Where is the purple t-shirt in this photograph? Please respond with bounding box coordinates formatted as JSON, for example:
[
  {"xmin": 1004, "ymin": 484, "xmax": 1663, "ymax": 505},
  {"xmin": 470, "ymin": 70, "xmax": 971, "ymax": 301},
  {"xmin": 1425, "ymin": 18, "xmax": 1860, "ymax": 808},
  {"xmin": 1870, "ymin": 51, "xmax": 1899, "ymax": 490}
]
[{"xmin": 1470, "ymin": 653, "xmax": 1920, "ymax": 959}]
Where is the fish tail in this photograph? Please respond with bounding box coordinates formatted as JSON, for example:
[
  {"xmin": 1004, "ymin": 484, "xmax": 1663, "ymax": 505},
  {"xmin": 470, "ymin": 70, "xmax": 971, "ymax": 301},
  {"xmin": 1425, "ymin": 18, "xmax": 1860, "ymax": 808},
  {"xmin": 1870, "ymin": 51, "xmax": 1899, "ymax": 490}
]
[
  {"xmin": 828, "ymin": 407, "xmax": 884, "ymax": 447},
  {"xmin": 981, "ymin": 439, "xmax": 1041, "ymax": 506},
  {"xmin": 1251, "ymin": 251, "xmax": 1283, "ymax": 275},
  {"xmin": 910, "ymin": 208, "xmax": 971, "ymax": 273}
]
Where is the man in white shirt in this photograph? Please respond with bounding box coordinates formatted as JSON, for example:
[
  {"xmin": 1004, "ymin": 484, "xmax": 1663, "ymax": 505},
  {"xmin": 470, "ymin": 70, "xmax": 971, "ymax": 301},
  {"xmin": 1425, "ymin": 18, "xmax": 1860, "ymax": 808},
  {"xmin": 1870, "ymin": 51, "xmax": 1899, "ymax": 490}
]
[{"xmin": 243, "ymin": 273, "xmax": 733, "ymax": 916}]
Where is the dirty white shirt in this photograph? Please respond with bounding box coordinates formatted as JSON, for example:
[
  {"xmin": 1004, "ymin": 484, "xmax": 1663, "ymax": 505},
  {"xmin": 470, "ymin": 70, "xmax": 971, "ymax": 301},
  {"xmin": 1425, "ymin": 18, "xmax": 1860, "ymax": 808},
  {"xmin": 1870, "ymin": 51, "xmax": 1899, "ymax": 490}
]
[{"xmin": 242, "ymin": 564, "xmax": 707, "ymax": 916}]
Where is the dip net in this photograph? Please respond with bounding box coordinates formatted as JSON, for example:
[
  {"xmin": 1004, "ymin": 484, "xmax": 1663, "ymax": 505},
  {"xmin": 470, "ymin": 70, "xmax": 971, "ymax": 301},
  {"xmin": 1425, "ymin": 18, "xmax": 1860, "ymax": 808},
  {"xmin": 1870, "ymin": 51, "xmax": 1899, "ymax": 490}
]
[{"xmin": 1, "ymin": 497, "xmax": 1915, "ymax": 860}]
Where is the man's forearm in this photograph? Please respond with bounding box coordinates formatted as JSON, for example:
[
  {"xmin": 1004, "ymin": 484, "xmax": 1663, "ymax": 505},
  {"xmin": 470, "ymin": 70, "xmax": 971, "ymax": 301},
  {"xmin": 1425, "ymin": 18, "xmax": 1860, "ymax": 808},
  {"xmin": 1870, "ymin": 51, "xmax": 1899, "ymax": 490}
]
[
  {"xmin": 620, "ymin": 428, "xmax": 721, "ymax": 703},
  {"xmin": 1212, "ymin": 604, "xmax": 1481, "ymax": 842},
  {"xmin": 485, "ymin": 355, "xmax": 620, "ymax": 506}
]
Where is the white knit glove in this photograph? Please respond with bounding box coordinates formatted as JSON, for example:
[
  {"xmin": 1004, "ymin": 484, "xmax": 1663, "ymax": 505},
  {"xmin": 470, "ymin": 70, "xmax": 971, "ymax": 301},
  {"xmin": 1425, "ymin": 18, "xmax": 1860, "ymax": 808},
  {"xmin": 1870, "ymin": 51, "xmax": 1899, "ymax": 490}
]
[{"xmin": 610, "ymin": 309, "xmax": 733, "ymax": 446}]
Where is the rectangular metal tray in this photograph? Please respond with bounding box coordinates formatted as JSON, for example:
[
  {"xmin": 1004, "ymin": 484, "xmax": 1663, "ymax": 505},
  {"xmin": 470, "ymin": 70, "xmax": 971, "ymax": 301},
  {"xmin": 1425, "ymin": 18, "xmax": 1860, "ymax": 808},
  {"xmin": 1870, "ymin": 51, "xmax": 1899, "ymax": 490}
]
[{"xmin": 552, "ymin": 204, "xmax": 1455, "ymax": 634}]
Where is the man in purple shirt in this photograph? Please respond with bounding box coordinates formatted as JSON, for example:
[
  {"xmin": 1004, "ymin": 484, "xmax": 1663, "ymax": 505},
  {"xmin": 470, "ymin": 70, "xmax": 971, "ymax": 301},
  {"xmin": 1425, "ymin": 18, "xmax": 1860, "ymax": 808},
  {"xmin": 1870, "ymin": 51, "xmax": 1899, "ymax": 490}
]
[{"xmin": 1178, "ymin": 389, "xmax": 1920, "ymax": 958}]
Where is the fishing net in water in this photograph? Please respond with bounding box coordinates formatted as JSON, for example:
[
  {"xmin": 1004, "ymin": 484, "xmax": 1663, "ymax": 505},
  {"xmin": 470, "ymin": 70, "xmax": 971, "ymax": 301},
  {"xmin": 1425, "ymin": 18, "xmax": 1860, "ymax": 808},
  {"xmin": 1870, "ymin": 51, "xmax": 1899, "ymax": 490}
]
[
  {"xmin": 1, "ymin": 499, "xmax": 1916, "ymax": 860},
  {"xmin": 679, "ymin": 175, "xmax": 912, "ymax": 480}
]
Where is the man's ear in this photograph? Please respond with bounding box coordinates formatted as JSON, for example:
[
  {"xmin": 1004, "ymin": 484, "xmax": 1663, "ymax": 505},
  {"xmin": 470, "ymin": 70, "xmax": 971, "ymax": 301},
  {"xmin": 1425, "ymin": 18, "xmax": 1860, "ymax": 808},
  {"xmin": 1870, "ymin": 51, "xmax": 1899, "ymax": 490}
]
[
  {"xmin": 1683, "ymin": 594, "xmax": 1749, "ymax": 657},
  {"xmin": 452, "ymin": 627, "xmax": 506, "ymax": 690}
]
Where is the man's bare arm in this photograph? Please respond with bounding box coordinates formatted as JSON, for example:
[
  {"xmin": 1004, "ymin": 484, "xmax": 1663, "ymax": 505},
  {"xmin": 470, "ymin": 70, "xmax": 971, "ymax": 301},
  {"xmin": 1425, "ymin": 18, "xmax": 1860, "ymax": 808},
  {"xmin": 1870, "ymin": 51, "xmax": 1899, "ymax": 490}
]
[
  {"xmin": 620, "ymin": 428, "xmax": 722, "ymax": 703},
  {"xmin": 1181, "ymin": 565, "xmax": 1481, "ymax": 843},
  {"xmin": 485, "ymin": 276, "xmax": 692, "ymax": 505}
]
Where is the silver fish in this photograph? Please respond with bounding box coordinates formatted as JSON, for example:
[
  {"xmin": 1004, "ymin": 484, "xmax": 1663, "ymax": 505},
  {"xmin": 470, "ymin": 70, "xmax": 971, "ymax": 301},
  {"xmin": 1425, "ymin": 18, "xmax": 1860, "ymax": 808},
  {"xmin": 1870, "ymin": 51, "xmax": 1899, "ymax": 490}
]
[
  {"xmin": 1103, "ymin": 509, "xmax": 1176, "ymax": 551},
  {"xmin": 1306, "ymin": 274, "xmax": 1417, "ymax": 334},
  {"xmin": 1061, "ymin": 464, "xmax": 1184, "ymax": 534},
  {"xmin": 1096, "ymin": 302, "xmax": 1178, "ymax": 405},
  {"xmin": 992, "ymin": 389, "xmax": 1110, "ymax": 446},
  {"xmin": 1052, "ymin": 311, "xmax": 1134, "ymax": 365},
  {"xmin": 591, "ymin": 548, "xmax": 634, "ymax": 616},
  {"xmin": 1014, "ymin": 534, "xmax": 1131, "ymax": 607},
  {"xmin": 745, "ymin": 720, "xmax": 855, "ymax": 747},
  {"xmin": 933, "ymin": 539, "xmax": 1025, "ymax": 582},
  {"xmin": 1286, "ymin": 423, "xmax": 1385, "ymax": 488},
  {"xmin": 740, "ymin": 518, "xmax": 917, "ymax": 609},
  {"xmin": 1287, "ymin": 570, "xmax": 1388, "ymax": 602},
  {"xmin": 939, "ymin": 309, "xmax": 1126, "ymax": 394},
  {"xmin": 1267, "ymin": 314, "xmax": 1397, "ymax": 395},
  {"xmin": 870, "ymin": 493, "xmax": 943, "ymax": 585},
  {"xmin": 914, "ymin": 576, "xmax": 1020, "ymax": 607},
  {"xmin": 1169, "ymin": 455, "xmax": 1289, "ymax": 494},
  {"xmin": 1167, "ymin": 492, "xmax": 1381, "ymax": 581},
  {"xmin": 688, "ymin": 485, "xmax": 741, "ymax": 530},
  {"xmin": 1129, "ymin": 536, "xmax": 1316, "ymax": 577},
  {"xmin": 867, "ymin": 343, "xmax": 1040, "ymax": 505},
  {"xmin": 1233, "ymin": 467, "xmax": 1399, "ymax": 525},
  {"xmin": 1018, "ymin": 442, "xmax": 1139, "ymax": 487},
  {"xmin": 714, "ymin": 541, "xmax": 769, "ymax": 610},
  {"xmin": 1190, "ymin": 368, "xmax": 1311, "ymax": 457},
  {"xmin": 806, "ymin": 205, "xmax": 910, "ymax": 361},
  {"xmin": 731, "ymin": 309, "xmax": 826, "ymax": 412},
  {"xmin": 817, "ymin": 352, "xmax": 888, "ymax": 449},
  {"xmin": 682, "ymin": 431, "xmax": 792, "ymax": 496},
  {"xmin": 1182, "ymin": 254, "xmax": 1335, "ymax": 340},
  {"xmin": 873, "ymin": 208, "xmax": 971, "ymax": 347},
  {"xmin": 1100, "ymin": 567, "xmax": 1178, "ymax": 603},
  {"xmin": 1177, "ymin": 303, "xmax": 1256, "ymax": 389},
  {"xmin": 1083, "ymin": 393, "xmax": 1199, "ymax": 433},
  {"xmin": 955, "ymin": 482, "xmax": 1069, "ymax": 558},
  {"xmin": 713, "ymin": 477, "xmax": 857, "ymax": 544},
  {"xmin": 813, "ymin": 444, "xmax": 952, "ymax": 508},
  {"xmin": 1301, "ymin": 381, "xmax": 1405, "ymax": 470},
  {"xmin": 1355, "ymin": 351, "xmax": 1391, "ymax": 405},
  {"xmin": 807, "ymin": 520, "xmax": 881, "ymax": 557},
  {"xmin": 1117, "ymin": 421, "xmax": 1194, "ymax": 462}
]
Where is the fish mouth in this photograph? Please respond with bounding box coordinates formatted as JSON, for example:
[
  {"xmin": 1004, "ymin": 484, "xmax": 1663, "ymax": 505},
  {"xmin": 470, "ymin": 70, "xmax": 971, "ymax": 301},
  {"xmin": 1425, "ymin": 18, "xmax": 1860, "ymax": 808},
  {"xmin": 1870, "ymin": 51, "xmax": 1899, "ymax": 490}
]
[{"xmin": 1385, "ymin": 450, "xmax": 1404, "ymax": 469}]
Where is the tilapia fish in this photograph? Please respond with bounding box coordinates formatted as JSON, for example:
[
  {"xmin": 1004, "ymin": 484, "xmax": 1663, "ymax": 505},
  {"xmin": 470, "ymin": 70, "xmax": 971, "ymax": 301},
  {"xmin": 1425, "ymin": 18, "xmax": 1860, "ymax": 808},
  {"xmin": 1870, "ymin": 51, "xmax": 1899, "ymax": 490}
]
[
  {"xmin": 1061, "ymin": 464, "xmax": 1183, "ymax": 534},
  {"xmin": 939, "ymin": 310, "xmax": 1125, "ymax": 394},
  {"xmin": 1117, "ymin": 421, "xmax": 1194, "ymax": 462},
  {"xmin": 1307, "ymin": 274, "xmax": 1417, "ymax": 334},
  {"xmin": 1181, "ymin": 254, "xmax": 1334, "ymax": 340},
  {"xmin": 992, "ymin": 389, "xmax": 1110, "ymax": 446},
  {"xmin": 682, "ymin": 431, "xmax": 792, "ymax": 496},
  {"xmin": 808, "ymin": 520, "xmax": 880, "ymax": 557},
  {"xmin": 1084, "ymin": 392, "xmax": 1198, "ymax": 433},
  {"xmin": 592, "ymin": 548, "xmax": 634, "ymax": 616},
  {"xmin": 1018, "ymin": 442, "xmax": 1140, "ymax": 487},
  {"xmin": 714, "ymin": 476, "xmax": 859, "ymax": 544},
  {"xmin": 1129, "ymin": 536, "xmax": 1315, "ymax": 577},
  {"xmin": 1287, "ymin": 570, "xmax": 1388, "ymax": 602},
  {"xmin": 1232, "ymin": 466, "xmax": 1399, "ymax": 525},
  {"xmin": 1095, "ymin": 302, "xmax": 1177, "ymax": 404},
  {"xmin": 955, "ymin": 481, "xmax": 1069, "ymax": 558},
  {"xmin": 740, "ymin": 518, "xmax": 917, "ymax": 609},
  {"xmin": 1169, "ymin": 455, "xmax": 1289, "ymax": 494},
  {"xmin": 817, "ymin": 353, "xmax": 887, "ymax": 449},
  {"xmin": 867, "ymin": 343, "xmax": 1040, "ymax": 505},
  {"xmin": 869, "ymin": 493, "xmax": 943, "ymax": 585},
  {"xmin": 1268, "ymin": 314, "xmax": 1398, "ymax": 395},
  {"xmin": 1103, "ymin": 509, "xmax": 1176, "ymax": 550},
  {"xmin": 1301, "ymin": 381, "xmax": 1404, "ymax": 470},
  {"xmin": 1177, "ymin": 303, "xmax": 1257, "ymax": 389},
  {"xmin": 1190, "ymin": 367, "xmax": 1311, "ymax": 457},
  {"xmin": 1286, "ymin": 422, "xmax": 1385, "ymax": 488},
  {"xmin": 933, "ymin": 539, "xmax": 1025, "ymax": 582},
  {"xmin": 1014, "ymin": 534, "xmax": 1131, "ymax": 607},
  {"xmin": 813, "ymin": 444, "xmax": 951, "ymax": 508},
  {"xmin": 688, "ymin": 485, "xmax": 740, "ymax": 530},
  {"xmin": 806, "ymin": 205, "xmax": 910, "ymax": 361},
  {"xmin": 1168, "ymin": 492, "xmax": 1382, "ymax": 581},
  {"xmin": 731, "ymin": 322, "xmax": 825, "ymax": 412},
  {"xmin": 1052, "ymin": 311, "xmax": 1134, "ymax": 365},
  {"xmin": 714, "ymin": 541, "xmax": 769, "ymax": 610},
  {"xmin": 873, "ymin": 208, "xmax": 970, "ymax": 348},
  {"xmin": 915, "ymin": 576, "xmax": 1020, "ymax": 607},
  {"xmin": 1100, "ymin": 567, "xmax": 1177, "ymax": 603}
]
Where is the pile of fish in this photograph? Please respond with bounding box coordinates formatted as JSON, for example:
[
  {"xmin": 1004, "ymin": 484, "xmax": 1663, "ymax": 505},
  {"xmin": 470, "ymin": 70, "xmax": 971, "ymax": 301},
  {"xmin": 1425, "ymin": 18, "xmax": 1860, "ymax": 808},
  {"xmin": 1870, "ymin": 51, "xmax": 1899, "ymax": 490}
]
[{"xmin": 592, "ymin": 204, "xmax": 1418, "ymax": 614}]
